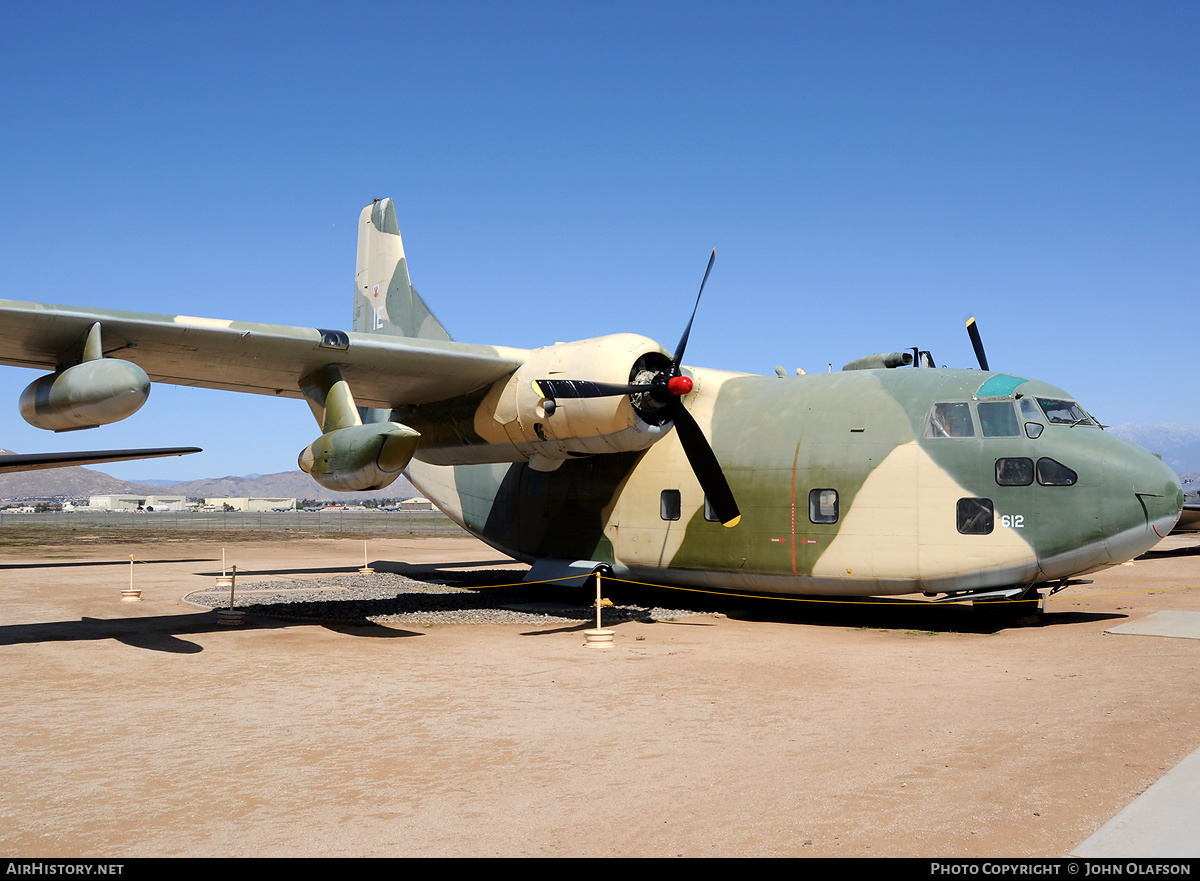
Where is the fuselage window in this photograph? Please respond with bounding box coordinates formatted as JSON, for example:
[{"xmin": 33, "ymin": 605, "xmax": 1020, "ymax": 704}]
[
  {"xmin": 978, "ymin": 401, "xmax": 1020, "ymax": 437},
  {"xmin": 957, "ymin": 498, "xmax": 994, "ymax": 535},
  {"xmin": 1036, "ymin": 458, "xmax": 1078, "ymax": 486},
  {"xmin": 703, "ymin": 497, "xmax": 719, "ymax": 522},
  {"xmin": 660, "ymin": 489, "xmax": 682, "ymax": 521},
  {"xmin": 809, "ymin": 488, "xmax": 839, "ymax": 524},
  {"xmin": 925, "ymin": 402, "xmax": 975, "ymax": 438},
  {"xmin": 1037, "ymin": 398, "xmax": 1096, "ymax": 426},
  {"xmin": 995, "ymin": 457, "xmax": 1034, "ymax": 486}
]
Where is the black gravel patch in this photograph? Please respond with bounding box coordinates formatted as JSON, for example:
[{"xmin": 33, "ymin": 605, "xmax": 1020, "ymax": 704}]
[{"xmin": 185, "ymin": 570, "xmax": 709, "ymax": 626}]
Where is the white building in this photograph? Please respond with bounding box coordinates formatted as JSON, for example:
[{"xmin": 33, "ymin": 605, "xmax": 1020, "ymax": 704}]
[
  {"xmin": 205, "ymin": 497, "xmax": 296, "ymax": 512},
  {"xmin": 88, "ymin": 495, "xmax": 189, "ymax": 512}
]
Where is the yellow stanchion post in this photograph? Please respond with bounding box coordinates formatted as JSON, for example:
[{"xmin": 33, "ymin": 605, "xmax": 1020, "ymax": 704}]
[
  {"xmin": 583, "ymin": 570, "xmax": 614, "ymax": 648},
  {"xmin": 121, "ymin": 555, "xmax": 142, "ymax": 602},
  {"xmin": 217, "ymin": 564, "xmax": 245, "ymax": 626}
]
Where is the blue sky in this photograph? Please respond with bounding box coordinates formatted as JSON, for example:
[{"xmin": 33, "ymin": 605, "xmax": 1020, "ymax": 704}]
[{"xmin": 1, "ymin": 2, "xmax": 1196, "ymax": 480}]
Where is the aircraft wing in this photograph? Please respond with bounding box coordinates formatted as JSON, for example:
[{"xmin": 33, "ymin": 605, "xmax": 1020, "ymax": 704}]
[
  {"xmin": 0, "ymin": 447, "xmax": 201, "ymax": 474},
  {"xmin": 0, "ymin": 300, "xmax": 526, "ymax": 408}
]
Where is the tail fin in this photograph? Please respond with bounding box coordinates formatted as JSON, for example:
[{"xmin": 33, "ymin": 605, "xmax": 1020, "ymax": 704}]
[{"xmin": 353, "ymin": 198, "xmax": 452, "ymax": 341}]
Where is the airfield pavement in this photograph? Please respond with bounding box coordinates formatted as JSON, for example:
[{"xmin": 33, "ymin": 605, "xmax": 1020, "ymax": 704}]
[{"xmin": 1, "ymin": 532, "xmax": 1199, "ymax": 858}]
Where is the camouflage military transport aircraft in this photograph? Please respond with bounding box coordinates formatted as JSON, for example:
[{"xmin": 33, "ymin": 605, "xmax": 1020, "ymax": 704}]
[{"xmin": 0, "ymin": 199, "xmax": 1183, "ymax": 608}]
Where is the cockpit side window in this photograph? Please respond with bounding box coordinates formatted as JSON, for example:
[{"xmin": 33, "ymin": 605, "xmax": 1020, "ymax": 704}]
[
  {"xmin": 1036, "ymin": 458, "xmax": 1078, "ymax": 486},
  {"xmin": 978, "ymin": 401, "xmax": 1020, "ymax": 437},
  {"xmin": 1037, "ymin": 398, "xmax": 1096, "ymax": 426},
  {"xmin": 925, "ymin": 402, "xmax": 975, "ymax": 438},
  {"xmin": 996, "ymin": 457, "xmax": 1034, "ymax": 486},
  {"xmin": 1019, "ymin": 398, "xmax": 1044, "ymax": 438}
]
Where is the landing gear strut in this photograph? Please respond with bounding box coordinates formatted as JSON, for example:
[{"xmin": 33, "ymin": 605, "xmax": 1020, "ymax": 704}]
[{"xmin": 973, "ymin": 585, "xmax": 1044, "ymax": 625}]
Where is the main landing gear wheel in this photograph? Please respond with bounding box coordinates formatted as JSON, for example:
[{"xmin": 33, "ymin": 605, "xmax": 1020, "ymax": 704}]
[{"xmin": 973, "ymin": 586, "xmax": 1044, "ymax": 625}]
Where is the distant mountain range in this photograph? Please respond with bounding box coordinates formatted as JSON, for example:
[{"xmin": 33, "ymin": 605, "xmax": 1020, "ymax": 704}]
[
  {"xmin": 0, "ymin": 466, "xmax": 418, "ymax": 503},
  {"xmin": 1108, "ymin": 424, "xmax": 1200, "ymax": 478}
]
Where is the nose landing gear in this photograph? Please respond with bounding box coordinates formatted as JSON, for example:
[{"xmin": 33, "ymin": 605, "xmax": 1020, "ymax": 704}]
[{"xmin": 972, "ymin": 585, "xmax": 1044, "ymax": 625}]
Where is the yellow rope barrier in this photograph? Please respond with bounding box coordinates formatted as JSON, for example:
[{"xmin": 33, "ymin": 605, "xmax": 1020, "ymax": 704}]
[{"xmin": 129, "ymin": 556, "xmax": 1199, "ymax": 606}]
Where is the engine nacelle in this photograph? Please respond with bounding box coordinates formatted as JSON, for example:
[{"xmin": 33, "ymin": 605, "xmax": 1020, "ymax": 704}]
[
  {"xmin": 298, "ymin": 422, "xmax": 420, "ymax": 493},
  {"xmin": 19, "ymin": 359, "xmax": 151, "ymax": 431},
  {"xmin": 475, "ymin": 333, "xmax": 676, "ymax": 466}
]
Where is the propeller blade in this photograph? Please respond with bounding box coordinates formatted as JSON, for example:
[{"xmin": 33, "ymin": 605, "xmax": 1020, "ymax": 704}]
[
  {"xmin": 672, "ymin": 248, "xmax": 716, "ymax": 370},
  {"xmin": 668, "ymin": 400, "xmax": 740, "ymax": 527},
  {"xmin": 532, "ymin": 249, "xmax": 738, "ymax": 527},
  {"xmin": 966, "ymin": 316, "xmax": 989, "ymax": 371}
]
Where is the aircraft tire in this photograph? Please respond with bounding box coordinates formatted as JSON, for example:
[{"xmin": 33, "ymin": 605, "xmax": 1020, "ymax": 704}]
[{"xmin": 972, "ymin": 587, "xmax": 1044, "ymax": 625}]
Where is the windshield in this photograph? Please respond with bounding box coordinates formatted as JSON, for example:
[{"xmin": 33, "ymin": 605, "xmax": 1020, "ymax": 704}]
[{"xmin": 1036, "ymin": 398, "xmax": 1097, "ymax": 426}]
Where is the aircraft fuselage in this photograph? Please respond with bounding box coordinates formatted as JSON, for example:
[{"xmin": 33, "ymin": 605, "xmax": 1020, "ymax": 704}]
[{"xmin": 405, "ymin": 365, "xmax": 1183, "ymax": 597}]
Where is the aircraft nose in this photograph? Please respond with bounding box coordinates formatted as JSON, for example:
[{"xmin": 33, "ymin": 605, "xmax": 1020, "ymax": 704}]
[{"xmin": 1101, "ymin": 441, "xmax": 1183, "ymax": 561}]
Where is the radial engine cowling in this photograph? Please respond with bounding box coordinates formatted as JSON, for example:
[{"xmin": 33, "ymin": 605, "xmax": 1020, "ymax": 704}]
[
  {"xmin": 477, "ymin": 333, "xmax": 677, "ymax": 464},
  {"xmin": 19, "ymin": 359, "xmax": 151, "ymax": 431},
  {"xmin": 298, "ymin": 422, "xmax": 421, "ymax": 493}
]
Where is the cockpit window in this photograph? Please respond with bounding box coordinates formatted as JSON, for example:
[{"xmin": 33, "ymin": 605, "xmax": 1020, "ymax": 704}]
[
  {"xmin": 1036, "ymin": 458, "xmax": 1078, "ymax": 486},
  {"xmin": 925, "ymin": 402, "xmax": 975, "ymax": 438},
  {"xmin": 1037, "ymin": 398, "xmax": 1096, "ymax": 426},
  {"xmin": 978, "ymin": 402, "xmax": 1020, "ymax": 437},
  {"xmin": 1019, "ymin": 399, "xmax": 1044, "ymax": 437},
  {"xmin": 996, "ymin": 457, "xmax": 1034, "ymax": 486}
]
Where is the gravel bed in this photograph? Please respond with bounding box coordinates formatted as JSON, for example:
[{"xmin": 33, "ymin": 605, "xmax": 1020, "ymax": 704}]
[{"xmin": 184, "ymin": 569, "xmax": 710, "ymax": 626}]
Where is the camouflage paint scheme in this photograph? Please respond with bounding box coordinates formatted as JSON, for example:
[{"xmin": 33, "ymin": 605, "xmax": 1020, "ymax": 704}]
[
  {"xmin": 403, "ymin": 366, "xmax": 1181, "ymax": 596},
  {"xmin": 0, "ymin": 199, "xmax": 1183, "ymax": 599}
]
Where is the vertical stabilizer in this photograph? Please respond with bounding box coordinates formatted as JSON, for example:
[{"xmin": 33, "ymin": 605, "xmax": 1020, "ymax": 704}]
[{"xmin": 353, "ymin": 198, "xmax": 452, "ymax": 341}]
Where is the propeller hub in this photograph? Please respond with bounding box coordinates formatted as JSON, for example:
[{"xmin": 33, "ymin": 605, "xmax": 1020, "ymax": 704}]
[{"xmin": 667, "ymin": 375, "xmax": 693, "ymax": 396}]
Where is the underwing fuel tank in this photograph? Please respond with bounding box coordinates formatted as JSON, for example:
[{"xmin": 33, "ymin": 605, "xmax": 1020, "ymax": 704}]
[
  {"xmin": 19, "ymin": 359, "xmax": 151, "ymax": 431},
  {"xmin": 298, "ymin": 422, "xmax": 421, "ymax": 493}
]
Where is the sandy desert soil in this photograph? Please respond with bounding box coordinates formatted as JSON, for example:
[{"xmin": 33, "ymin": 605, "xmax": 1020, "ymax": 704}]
[{"xmin": 1, "ymin": 533, "xmax": 1198, "ymax": 857}]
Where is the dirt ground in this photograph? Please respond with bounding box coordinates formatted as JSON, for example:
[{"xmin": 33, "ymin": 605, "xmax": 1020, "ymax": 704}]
[{"xmin": 1, "ymin": 533, "xmax": 1198, "ymax": 858}]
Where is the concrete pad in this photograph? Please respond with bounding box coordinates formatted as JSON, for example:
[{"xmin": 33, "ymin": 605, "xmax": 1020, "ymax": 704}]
[
  {"xmin": 1106, "ymin": 610, "xmax": 1200, "ymax": 640},
  {"xmin": 1072, "ymin": 746, "xmax": 1200, "ymax": 857}
]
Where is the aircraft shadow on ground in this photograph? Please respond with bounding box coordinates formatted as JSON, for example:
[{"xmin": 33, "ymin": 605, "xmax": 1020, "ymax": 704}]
[
  {"xmin": 563, "ymin": 580, "xmax": 1125, "ymax": 635},
  {"xmin": 0, "ymin": 557, "xmax": 215, "ymax": 571},
  {"xmin": 371, "ymin": 560, "xmax": 525, "ymax": 579},
  {"xmin": 0, "ymin": 562, "xmax": 1125, "ymax": 653},
  {"xmin": 183, "ymin": 559, "xmax": 520, "ymax": 579},
  {"xmin": 1139, "ymin": 542, "xmax": 1200, "ymax": 560},
  {"xmin": 372, "ymin": 567, "xmax": 1126, "ymax": 635},
  {"xmin": 0, "ymin": 611, "xmax": 424, "ymax": 654}
]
